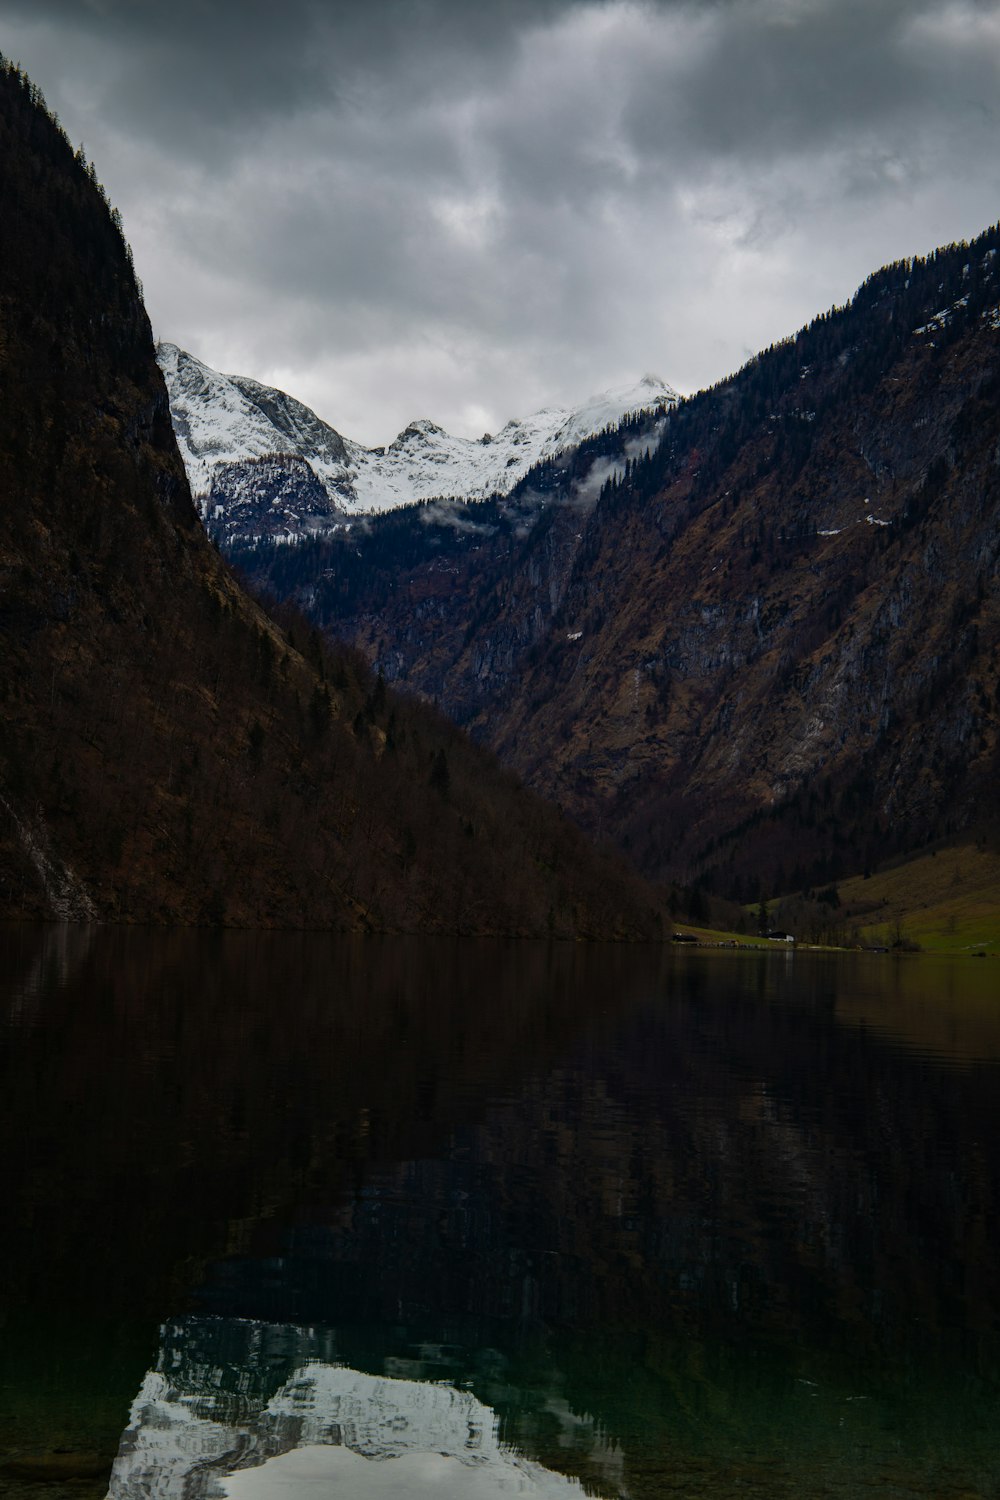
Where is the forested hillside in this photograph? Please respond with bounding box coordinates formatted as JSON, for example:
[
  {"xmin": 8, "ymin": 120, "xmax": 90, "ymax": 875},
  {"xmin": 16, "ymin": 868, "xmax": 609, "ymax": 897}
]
[
  {"xmin": 235, "ymin": 227, "xmax": 1000, "ymax": 897},
  {"xmin": 0, "ymin": 61, "xmax": 660, "ymax": 938}
]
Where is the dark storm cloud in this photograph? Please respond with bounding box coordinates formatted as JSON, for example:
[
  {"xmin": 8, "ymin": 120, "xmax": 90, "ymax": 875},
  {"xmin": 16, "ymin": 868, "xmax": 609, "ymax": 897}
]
[
  {"xmin": 2, "ymin": 0, "xmax": 334, "ymax": 150},
  {"xmin": 634, "ymin": 0, "xmax": 925, "ymax": 159},
  {"xmin": 1, "ymin": 0, "xmax": 998, "ymax": 442},
  {"xmin": 0, "ymin": 0, "xmax": 575, "ymax": 156},
  {"xmin": 620, "ymin": 0, "xmax": 999, "ymax": 208}
]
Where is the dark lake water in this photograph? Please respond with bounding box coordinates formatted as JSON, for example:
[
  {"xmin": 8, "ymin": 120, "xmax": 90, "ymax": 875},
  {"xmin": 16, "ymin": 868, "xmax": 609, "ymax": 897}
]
[{"xmin": 2, "ymin": 927, "xmax": 1000, "ymax": 1499}]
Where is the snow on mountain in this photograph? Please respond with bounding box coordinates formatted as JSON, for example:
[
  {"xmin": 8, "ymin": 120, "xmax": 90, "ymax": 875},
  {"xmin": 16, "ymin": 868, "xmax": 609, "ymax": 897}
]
[{"xmin": 157, "ymin": 342, "xmax": 677, "ymax": 540}]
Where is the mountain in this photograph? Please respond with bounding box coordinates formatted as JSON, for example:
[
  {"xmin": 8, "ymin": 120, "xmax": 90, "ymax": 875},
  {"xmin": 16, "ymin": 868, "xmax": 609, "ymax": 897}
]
[
  {"xmin": 158, "ymin": 340, "xmax": 676, "ymax": 539},
  {"xmin": 0, "ymin": 59, "xmax": 660, "ymax": 938},
  {"xmin": 231, "ymin": 227, "xmax": 1000, "ymax": 898}
]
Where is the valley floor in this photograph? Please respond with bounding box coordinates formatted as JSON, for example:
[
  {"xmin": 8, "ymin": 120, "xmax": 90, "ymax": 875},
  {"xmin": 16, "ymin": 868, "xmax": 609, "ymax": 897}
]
[{"xmin": 682, "ymin": 844, "xmax": 1000, "ymax": 955}]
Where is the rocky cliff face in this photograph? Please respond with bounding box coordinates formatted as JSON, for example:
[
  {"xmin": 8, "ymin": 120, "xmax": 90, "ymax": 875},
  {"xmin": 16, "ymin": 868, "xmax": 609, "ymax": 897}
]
[
  {"xmin": 0, "ymin": 61, "xmax": 659, "ymax": 937},
  {"xmin": 498, "ymin": 251, "xmax": 1000, "ymax": 893},
  {"xmin": 234, "ymin": 229, "xmax": 1000, "ymax": 894}
]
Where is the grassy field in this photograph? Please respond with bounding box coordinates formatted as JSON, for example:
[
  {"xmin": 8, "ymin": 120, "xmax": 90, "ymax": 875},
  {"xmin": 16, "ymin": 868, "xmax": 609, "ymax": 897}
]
[
  {"xmin": 836, "ymin": 843, "xmax": 1000, "ymax": 954},
  {"xmin": 675, "ymin": 846, "xmax": 1000, "ymax": 955}
]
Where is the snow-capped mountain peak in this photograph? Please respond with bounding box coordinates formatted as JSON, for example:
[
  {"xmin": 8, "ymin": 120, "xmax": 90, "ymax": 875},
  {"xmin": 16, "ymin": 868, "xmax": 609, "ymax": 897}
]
[
  {"xmin": 394, "ymin": 417, "xmax": 447, "ymax": 442},
  {"xmin": 156, "ymin": 343, "xmax": 678, "ymax": 542}
]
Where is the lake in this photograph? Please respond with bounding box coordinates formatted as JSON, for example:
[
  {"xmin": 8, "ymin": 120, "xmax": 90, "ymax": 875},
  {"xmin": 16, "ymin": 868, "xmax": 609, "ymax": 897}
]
[{"xmin": 1, "ymin": 927, "xmax": 999, "ymax": 1498}]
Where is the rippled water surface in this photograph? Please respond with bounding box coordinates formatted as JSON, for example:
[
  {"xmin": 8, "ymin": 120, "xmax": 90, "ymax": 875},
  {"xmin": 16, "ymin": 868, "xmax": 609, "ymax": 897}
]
[{"xmin": 1, "ymin": 927, "xmax": 999, "ymax": 1498}]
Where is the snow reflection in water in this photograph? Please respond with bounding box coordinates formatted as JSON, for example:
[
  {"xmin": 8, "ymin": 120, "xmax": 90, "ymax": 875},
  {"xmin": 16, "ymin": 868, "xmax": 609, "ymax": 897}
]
[{"xmin": 109, "ymin": 1321, "xmax": 593, "ymax": 1500}]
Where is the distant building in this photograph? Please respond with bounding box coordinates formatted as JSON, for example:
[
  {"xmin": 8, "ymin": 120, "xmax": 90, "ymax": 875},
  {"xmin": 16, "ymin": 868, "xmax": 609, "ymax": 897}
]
[{"xmin": 767, "ymin": 931, "xmax": 795, "ymax": 944}]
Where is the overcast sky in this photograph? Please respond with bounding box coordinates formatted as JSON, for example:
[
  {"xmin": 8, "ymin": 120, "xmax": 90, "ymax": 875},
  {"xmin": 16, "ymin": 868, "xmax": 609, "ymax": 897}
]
[{"xmin": 2, "ymin": 0, "xmax": 999, "ymax": 445}]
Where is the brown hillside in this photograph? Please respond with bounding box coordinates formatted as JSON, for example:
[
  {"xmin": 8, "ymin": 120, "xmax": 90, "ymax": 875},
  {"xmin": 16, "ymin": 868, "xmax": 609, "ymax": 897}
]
[{"xmin": 493, "ymin": 306, "xmax": 1000, "ymax": 895}]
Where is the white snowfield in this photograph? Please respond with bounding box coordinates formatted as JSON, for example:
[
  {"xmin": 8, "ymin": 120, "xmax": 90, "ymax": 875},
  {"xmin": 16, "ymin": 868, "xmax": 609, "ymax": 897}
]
[
  {"xmin": 108, "ymin": 1361, "xmax": 589, "ymax": 1499},
  {"xmin": 157, "ymin": 341, "xmax": 677, "ymax": 522}
]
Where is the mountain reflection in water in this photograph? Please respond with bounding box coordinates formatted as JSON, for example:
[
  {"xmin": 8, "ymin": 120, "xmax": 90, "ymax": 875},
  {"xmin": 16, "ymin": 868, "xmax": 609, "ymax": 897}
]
[
  {"xmin": 2, "ymin": 928, "xmax": 1000, "ymax": 1497},
  {"xmin": 110, "ymin": 1320, "xmax": 592, "ymax": 1498}
]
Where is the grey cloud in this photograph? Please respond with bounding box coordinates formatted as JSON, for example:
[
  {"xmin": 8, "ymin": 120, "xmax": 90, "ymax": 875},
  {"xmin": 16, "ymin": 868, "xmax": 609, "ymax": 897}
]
[
  {"xmin": 610, "ymin": 0, "xmax": 993, "ymax": 176},
  {"xmin": 2, "ymin": 0, "xmax": 336, "ymax": 155},
  {"xmin": 661, "ymin": 1, "xmax": 923, "ymax": 158},
  {"xmin": 1, "ymin": 0, "xmax": 577, "ymax": 160},
  {"xmin": 2, "ymin": 0, "xmax": 998, "ymax": 445}
]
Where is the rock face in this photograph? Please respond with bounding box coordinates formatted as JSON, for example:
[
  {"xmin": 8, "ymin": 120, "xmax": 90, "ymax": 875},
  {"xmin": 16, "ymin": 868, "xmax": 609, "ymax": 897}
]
[
  {"xmin": 158, "ymin": 339, "xmax": 677, "ymax": 538},
  {"xmin": 0, "ymin": 61, "xmax": 660, "ymax": 937},
  {"xmin": 234, "ymin": 229, "xmax": 1000, "ymax": 894}
]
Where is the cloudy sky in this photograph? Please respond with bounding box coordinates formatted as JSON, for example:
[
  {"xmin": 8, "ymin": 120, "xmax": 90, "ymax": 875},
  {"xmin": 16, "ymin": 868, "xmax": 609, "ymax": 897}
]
[{"xmin": 2, "ymin": 0, "xmax": 999, "ymax": 445}]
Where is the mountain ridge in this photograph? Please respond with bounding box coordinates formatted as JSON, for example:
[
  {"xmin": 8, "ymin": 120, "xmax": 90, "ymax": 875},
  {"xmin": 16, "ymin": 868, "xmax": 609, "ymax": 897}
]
[{"xmin": 157, "ymin": 340, "xmax": 677, "ymax": 539}]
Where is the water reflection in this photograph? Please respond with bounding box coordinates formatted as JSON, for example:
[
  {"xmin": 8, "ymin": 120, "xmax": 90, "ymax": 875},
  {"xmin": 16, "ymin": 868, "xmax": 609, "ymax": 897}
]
[
  {"xmin": 2, "ymin": 929, "xmax": 1000, "ymax": 1496},
  {"xmin": 110, "ymin": 1318, "xmax": 591, "ymax": 1498}
]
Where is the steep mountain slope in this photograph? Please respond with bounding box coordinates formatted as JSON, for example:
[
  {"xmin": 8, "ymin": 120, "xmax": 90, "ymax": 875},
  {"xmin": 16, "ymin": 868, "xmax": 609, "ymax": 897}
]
[
  {"xmin": 0, "ymin": 60, "xmax": 660, "ymax": 937},
  {"xmin": 158, "ymin": 339, "xmax": 676, "ymax": 538},
  {"xmin": 234, "ymin": 229, "xmax": 1000, "ymax": 896}
]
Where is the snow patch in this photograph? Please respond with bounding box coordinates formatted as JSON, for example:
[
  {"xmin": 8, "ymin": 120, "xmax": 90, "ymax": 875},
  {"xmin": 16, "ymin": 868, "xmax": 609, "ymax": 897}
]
[{"xmin": 913, "ymin": 294, "xmax": 970, "ymax": 336}]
